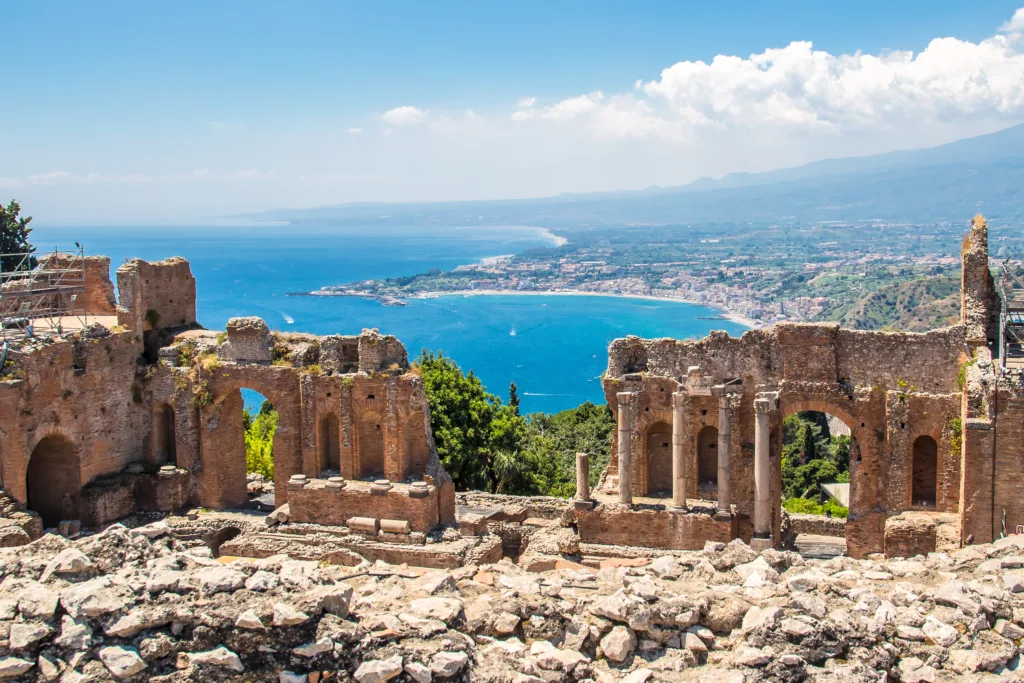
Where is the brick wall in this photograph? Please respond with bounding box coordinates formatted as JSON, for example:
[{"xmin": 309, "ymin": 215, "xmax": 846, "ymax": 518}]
[
  {"xmin": 576, "ymin": 503, "xmax": 736, "ymax": 550},
  {"xmin": 288, "ymin": 479, "xmax": 440, "ymax": 532}
]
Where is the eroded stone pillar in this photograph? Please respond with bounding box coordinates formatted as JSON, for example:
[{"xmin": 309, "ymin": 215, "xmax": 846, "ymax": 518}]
[
  {"xmin": 576, "ymin": 452, "xmax": 590, "ymax": 501},
  {"xmin": 671, "ymin": 391, "xmax": 689, "ymax": 509},
  {"xmin": 752, "ymin": 392, "xmax": 777, "ymax": 549},
  {"xmin": 617, "ymin": 392, "xmax": 634, "ymax": 504},
  {"xmin": 714, "ymin": 391, "xmax": 733, "ymax": 515}
]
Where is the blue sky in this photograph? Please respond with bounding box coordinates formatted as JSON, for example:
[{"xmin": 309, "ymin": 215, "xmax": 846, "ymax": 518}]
[{"xmin": 3, "ymin": 1, "xmax": 1024, "ymax": 223}]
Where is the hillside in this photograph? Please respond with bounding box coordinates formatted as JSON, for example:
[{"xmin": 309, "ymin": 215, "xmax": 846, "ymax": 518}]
[
  {"xmin": 826, "ymin": 274, "xmax": 961, "ymax": 332},
  {"xmin": 248, "ymin": 124, "xmax": 1024, "ymax": 228}
]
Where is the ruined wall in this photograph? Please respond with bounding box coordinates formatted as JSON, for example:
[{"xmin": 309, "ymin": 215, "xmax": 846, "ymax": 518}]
[
  {"xmin": 961, "ymin": 215, "xmax": 994, "ymax": 349},
  {"xmin": 0, "ymin": 330, "xmax": 150, "ymax": 517},
  {"xmin": 602, "ymin": 319, "xmax": 965, "ymax": 557},
  {"xmin": 288, "ymin": 479, "xmax": 440, "ymax": 533},
  {"xmin": 36, "ymin": 253, "xmax": 118, "ymax": 316},
  {"xmin": 116, "ymin": 257, "xmax": 197, "ymax": 334},
  {"xmin": 576, "ymin": 503, "xmax": 736, "ymax": 550}
]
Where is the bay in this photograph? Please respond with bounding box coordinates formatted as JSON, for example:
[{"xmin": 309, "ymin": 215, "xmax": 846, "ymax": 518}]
[{"xmin": 31, "ymin": 223, "xmax": 747, "ymax": 413}]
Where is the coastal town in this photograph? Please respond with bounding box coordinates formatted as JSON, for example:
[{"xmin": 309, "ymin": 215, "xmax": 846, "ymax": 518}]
[{"xmin": 295, "ymin": 218, "xmax": 994, "ymax": 331}]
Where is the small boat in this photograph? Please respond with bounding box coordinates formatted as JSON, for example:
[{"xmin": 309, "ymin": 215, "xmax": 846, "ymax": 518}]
[{"xmin": 509, "ymin": 328, "xmax": 517, "ymax": 336}]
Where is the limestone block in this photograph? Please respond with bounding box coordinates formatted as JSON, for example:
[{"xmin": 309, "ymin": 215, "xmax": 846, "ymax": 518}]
[{"xmin": 218, "ymin": 316, "xmax": 273, "ymax": 362}]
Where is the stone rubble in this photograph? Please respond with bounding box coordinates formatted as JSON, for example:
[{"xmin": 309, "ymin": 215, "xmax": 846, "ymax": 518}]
[{"xmin": 0, "ymin": 527, "xmax": 1020, "ymax": 680}]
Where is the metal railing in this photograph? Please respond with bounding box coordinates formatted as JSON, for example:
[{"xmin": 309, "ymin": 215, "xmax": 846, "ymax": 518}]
[
  {"xmin": 0, "ymin": 246, "xmax": 88, "ymax": 340},
  {"xmin": 998, "ymin": 260, "xmax": 1024, "ymax": 370}
]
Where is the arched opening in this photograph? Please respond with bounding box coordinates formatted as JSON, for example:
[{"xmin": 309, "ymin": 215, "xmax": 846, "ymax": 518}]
[
  {"xmin": 696, "ymin": 425, "xmax": 718, "ymax": 496},
  {"xmin": 207, "ymin": 526, "xmax": 242, "ymax": 558},
  {"xmin": 912, "ymin": 435, "xmax": 938, "ymax": 508},
  {"xmin": 242, "ymin": 389, "xmax": 277, "ymax": 510},
  {"xmin": 27, "ymin": 434, "xmax": 80, "ymax": 528},
  {"xmin": 153, "ymin": 403, "xmax": 176, "ymax": 466},
  {"xmin": 646, "ymin": 421, "xmax": 672, "ymax": 495},
  {"xmin": 319, "ymin": 413, "xmax": 340, "ymax": 475},
  {"xmin": 779, "ymin": 409, "xmax": 853, "ymax": 558},
  {"xmin": 358, "ymin": 419, "xmax": 384, "ymax": 479}
]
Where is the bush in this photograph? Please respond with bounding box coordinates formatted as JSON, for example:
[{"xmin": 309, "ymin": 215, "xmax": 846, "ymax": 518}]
[{"xmin": 783, "ymin": 497, "xmax": 849, "ymax": 518}]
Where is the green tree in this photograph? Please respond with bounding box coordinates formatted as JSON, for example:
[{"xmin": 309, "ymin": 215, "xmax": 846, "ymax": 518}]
[
  {"xmin": 0, "ymin": 200, "xmax": 35, "ymax": 272},
  {"xmin": 243, "ymin": 402, "xmax": 278, "ymax": 480},
  {"xmin": 508, "ymin": 381, "xmax": 520, "ymax": 411},
  {"xmin": 417, "ymin": 350, "xmax": 506, "ymax": 491}
]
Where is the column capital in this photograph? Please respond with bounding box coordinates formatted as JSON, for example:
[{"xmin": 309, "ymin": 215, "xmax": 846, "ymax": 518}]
[
  {"xmin": 616, "ymin": 391, "xmax": 635, "ymax": 405},
  {"xmin": 671, "ymin": 391, "xmax": 690, "ymax": 408}
]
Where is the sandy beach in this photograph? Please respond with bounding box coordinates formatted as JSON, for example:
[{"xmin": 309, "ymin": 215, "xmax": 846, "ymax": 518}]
[{"xmin": 410, "ymin": 288, "xmax": 760, "ymax": 329}]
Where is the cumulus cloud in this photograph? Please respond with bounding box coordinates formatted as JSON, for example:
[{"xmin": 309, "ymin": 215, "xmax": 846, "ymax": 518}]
[
  {"xmin": 1001, "ymin": 8, "xmax": 1024, "ymax": 34},
  {"xmin": 506, "ymin": 13, "xmax": 1024, "ymax": 141},
  {"xmin": 382, "ymin": 106, "xmax": 429, "ymax": 126}
]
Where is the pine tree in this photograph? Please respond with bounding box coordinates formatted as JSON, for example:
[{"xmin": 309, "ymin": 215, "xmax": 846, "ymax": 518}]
[
  {"xmin": 0, "ymin": 200, "xmax": 35, "ymax": 273},
  {"xmin": 508, "ymin": 381, "xmax": 520, "ymax": 411}
]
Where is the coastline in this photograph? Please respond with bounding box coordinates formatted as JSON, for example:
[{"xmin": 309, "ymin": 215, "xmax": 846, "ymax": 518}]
[
  {"xmin": 538, "ymin": 227, "xmax": 568, "ymax": 247},
  {"xmin": 409, "ymin": 288, "xmax": 759, "ymax": 329}
]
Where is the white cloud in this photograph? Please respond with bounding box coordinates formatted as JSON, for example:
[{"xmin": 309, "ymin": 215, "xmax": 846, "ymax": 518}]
[
  {"xmin": 517, "ymin": 96, "xmax": 537, "ymax": 108},
  {"xmin": 1001, "ymin": 8, "xmax": 1024, "ymax": 34},
  {"xmin": 346, "ymin": 127, "xmax": 364, "ymax": 134},
  {"xmin": 27, "ymin": 171, "xmax": 71, "ymax": 184},
  {"xmin": 228, "ymin": 169, "xmax": 273, "ymax": 180},
  {"xmin": 382, "ymin": 106, "xmax": 429, "ymax": 126}
]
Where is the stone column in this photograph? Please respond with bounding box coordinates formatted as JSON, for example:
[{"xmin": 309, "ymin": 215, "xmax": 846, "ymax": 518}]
[
  {"xmin": 576, "ymin": 453, "xmax": 590, "ymax": 501},
  {"xmin": 616, "ymin": 392, "xmax": 634, "ymax": 505},
  {"xmin": 752, "ymin": 393, "xmax": 777, "ymax": 550},
  {"xmin": 671, "ymin": 391, "xmax": 689, "ymax": 509},
  {"xmin": 715, "ymin": 392, "xmax": 733, "ymax": 515}
]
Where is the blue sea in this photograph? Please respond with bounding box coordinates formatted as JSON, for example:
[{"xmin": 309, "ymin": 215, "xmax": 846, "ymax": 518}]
[{"xmin": 32, "ymin": 223, "xmax": 747, "ymax": 413}]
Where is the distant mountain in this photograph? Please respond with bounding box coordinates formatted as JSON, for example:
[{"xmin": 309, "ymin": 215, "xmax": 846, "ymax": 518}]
[{"xmin": 247, "ymin": 123, "xmax": 1024, "ymax": 228}]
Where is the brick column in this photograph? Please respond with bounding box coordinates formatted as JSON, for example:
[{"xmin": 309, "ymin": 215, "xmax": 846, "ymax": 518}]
[
  {"xmin": 671, "ymin": 391, "xmax": 690, "ymax": 509},
  {"xmin": 617, "ymin": 392, "xmax": 634, "ymax": 505},
  {"xmin": 752, "ymin": 392, "xmax": 777, "ymax": 549}
]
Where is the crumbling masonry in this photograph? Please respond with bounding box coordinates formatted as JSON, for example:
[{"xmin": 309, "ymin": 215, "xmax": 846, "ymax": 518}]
[
  {"xmin": 585, "ymin": 215, "xmax": 1024, "ymax": 558},
  {"xmin": 0, "ymin": 215, "xmax": 1021, "ymax": 564}
]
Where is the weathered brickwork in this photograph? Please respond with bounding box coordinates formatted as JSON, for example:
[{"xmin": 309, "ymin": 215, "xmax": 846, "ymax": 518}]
[
  {"xmin": 593, "ymin": 216, "xmax": 1024, "ymax": 558},
  {"xmin": 576, "ymin": 503, "xmax": 736, "ymax": 550},
  {"xmin": 288, "ymin": 479, "xmax": 440, "ymax": 532},
  {"xmin": 2, "ymin": 217, "xmax": 1022, "ymax": 565},
  {"xmin": 0, "ymin": 256, "xmax": 454, "ymax": 538}
]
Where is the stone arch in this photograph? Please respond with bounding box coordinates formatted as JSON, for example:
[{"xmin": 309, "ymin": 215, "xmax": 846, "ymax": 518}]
[
  {"xmin": 632, "ymin": 409, "xmax": 671, "ymax": 497},
  {"xmin": 911, "ymin": 435, "xmax": 938, "ymax": 508},
  {"xmin": 318, "ymin": 412, "xmax": 341, "ymax": 474},
  {"xmin": 201, "ymin": 377, "xmax": 294, "ymax": 510},
  {"xmin": 27, "ymin": 433, "xmax": 80, "ymax": 527},
  {"xmin": 645, "ymin": 421, "xmax": 673, "ymax": 495},
  {"xmin": 207, "ymin": 526, "xmax": 242, "ymax": 558}
]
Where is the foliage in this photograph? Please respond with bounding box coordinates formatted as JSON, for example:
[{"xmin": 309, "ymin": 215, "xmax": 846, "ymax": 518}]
[
  {"xmin": 782, "ymin": 497, "xmax": 849, "ymax": 518},
  {"xmin": 145, "ymin": 308, "xmax": 161, "ymax": 329},
  {"xmin": 244, "ymin": 400, "xmax": 277, "ymax": 480},
  {"xmin": 0, "ymin": 200, "xmax": 35, "ymax": 273},
  {"xmin": 416, "ymin": 351, "xmax": 614, "ymax": 496},
  {"xmin": 781, "ymin": 411, "xmax": 851, "ymax": 505},
  {"xmin": 957, "ymin": 356, "xmax": 978, "ymax": 391}
]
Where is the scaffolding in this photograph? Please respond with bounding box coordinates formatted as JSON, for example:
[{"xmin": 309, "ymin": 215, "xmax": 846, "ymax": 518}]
[
  {"xmin": 0, "ymin": 245, "xmax": 88, "ymax": 341},
  {"xmin": 998, "ymin": 259, "xmax": 1024, "ymax": 370}
]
